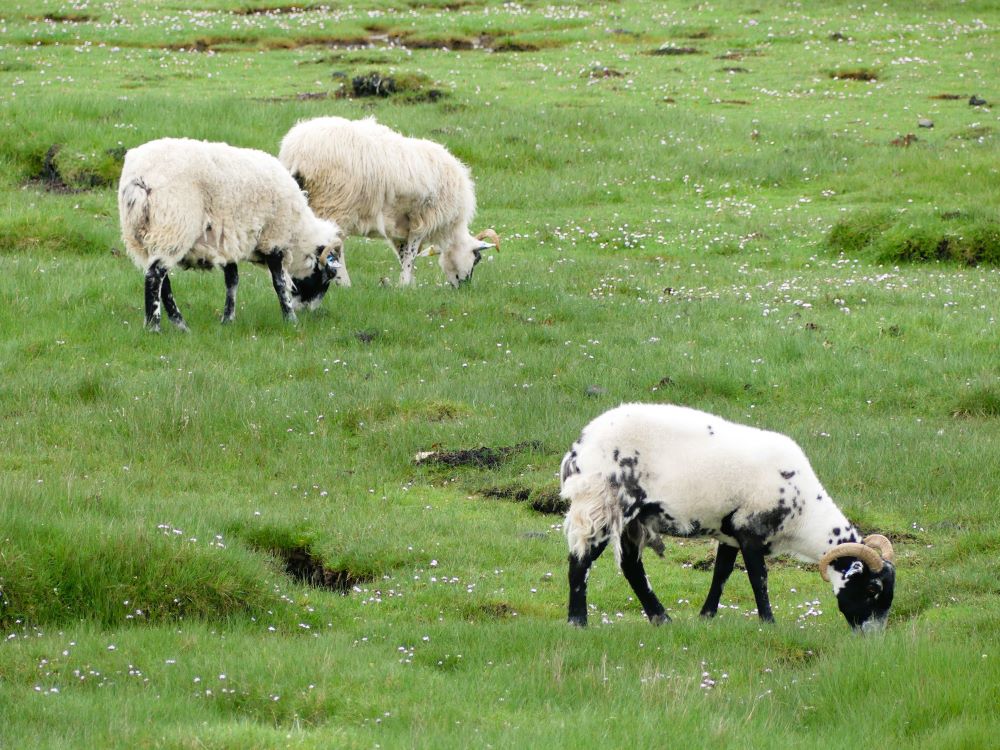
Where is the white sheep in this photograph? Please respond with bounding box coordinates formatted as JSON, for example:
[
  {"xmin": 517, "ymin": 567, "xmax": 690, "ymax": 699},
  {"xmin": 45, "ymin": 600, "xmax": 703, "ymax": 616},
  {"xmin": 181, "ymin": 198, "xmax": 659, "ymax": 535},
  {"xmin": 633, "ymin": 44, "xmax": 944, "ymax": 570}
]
[
  {"xmin": 118, "ymin": 137, "xmax": 344, "ymax": 331},
  {"xmin": 278, "ymin": 116, "xmax": 498, "ymax": 287},
  {"xmin": 561, "ymin": 403, "xmax": 896, "ymax": 631}
]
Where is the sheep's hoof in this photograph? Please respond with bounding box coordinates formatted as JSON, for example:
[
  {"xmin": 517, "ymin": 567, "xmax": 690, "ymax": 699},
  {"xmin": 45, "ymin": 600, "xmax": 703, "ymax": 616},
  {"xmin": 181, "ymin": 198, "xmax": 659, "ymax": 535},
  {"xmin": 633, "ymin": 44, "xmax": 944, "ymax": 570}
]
[
  {"xmin": 567, "ymin": 617, "xmax": 588, "ymax": 628},
  {"xmin": 648, "ymin": 613, "xmax": 670, "ymax": 626}
]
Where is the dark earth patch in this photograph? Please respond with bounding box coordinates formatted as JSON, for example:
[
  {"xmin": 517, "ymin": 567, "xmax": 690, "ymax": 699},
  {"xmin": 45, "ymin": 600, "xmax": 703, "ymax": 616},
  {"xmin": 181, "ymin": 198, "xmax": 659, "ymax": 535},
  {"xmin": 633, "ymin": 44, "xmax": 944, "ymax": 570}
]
[
  {"xmin": 583, "ymin": 65, "xmax": 625, "ymax": 80},
  {"xmin": 415, "ymin": 440, "xmax": 543, "ymax": 469},
  {"xmin": 648, "ymin": 45, "xmax": 701, "ymax": 56},
  {"xmin": 27, "ymin": 12, "xmax": 96, "ymax": 22},
  {"xmin": 26, "ymin": 144, "xmax": 114, "ymax": 193},
  {"xmin": 481, "ymin": 484, "xmax": 568, "ymax": 515},
  {"xmin": 715, "ymin": 50, "xmax": 763, "ymax": 60},
  {"xmin": 233, "ymin": 4, "xmax": 317, "ymax": 15},
  {"xmin": 354, "ymin": 328, "xmax": 379, "ymax": 344},
  {"xmin": 31, "ymin": 144, "xmax": 72, "ymax": 193},
  {"xmin": 406, "ymin": 0, "xmax": 479, "ymax": 10},
  {"xmin": 830, "ymin": 67, "xmax": 879, "ymax": 81},
  {"xmin": 270, "ymin": 544, "xmax": 374, "ymax": 593},
  {"xmin": 341, "ymin": 71, "xmax": 446, "ymax": 102},
  {"xmin": 679, "ymin": 28, "xmax": 713, "ymax": 39}
]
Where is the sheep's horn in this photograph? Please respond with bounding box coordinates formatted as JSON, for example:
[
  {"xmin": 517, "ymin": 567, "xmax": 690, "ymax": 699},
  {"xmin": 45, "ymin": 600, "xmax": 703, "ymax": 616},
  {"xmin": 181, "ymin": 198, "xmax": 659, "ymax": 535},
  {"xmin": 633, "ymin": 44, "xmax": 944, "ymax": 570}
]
[
  {"xmin": 818, "ymin": 539, "xmax": 888, "ymax": 582},
  {"xmin": 475, "ymin": 228, "xmax": 500, "ymax": 251},
  {"xmin": 862, "ymin": 534, "xmax": 895, "ymax": 563}
]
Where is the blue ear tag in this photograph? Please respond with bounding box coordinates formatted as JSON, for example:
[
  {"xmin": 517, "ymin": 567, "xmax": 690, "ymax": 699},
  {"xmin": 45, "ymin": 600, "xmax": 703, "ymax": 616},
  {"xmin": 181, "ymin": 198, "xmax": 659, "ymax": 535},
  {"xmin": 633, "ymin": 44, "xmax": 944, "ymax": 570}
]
[{"xmin": 326, "ymin": 255, "xmax": 341, "ymax": 270}]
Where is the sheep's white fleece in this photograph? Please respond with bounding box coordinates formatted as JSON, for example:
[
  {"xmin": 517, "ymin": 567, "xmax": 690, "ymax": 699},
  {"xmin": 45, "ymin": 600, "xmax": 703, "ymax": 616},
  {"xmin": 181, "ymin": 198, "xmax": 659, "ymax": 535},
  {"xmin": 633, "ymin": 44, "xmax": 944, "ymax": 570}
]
[
  {"xmin": 119, "ymin": 137, "xmax": 336, "ymax": 280},
  {"xmin": 562, "ymin": 403, "xmax": 852, "ymax": 564}
]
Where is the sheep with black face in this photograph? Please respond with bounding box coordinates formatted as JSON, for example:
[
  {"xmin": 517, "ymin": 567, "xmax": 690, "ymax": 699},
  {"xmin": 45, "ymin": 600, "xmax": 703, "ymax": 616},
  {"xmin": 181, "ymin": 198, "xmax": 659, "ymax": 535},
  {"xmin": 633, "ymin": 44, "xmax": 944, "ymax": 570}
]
[
  {"xmin": 278, "ymin": 116, "xmax": 498, "ymax": 288},
  {"xmin": 118, "ymin": 137, "xmax": 343, "ymax": 331},
  {"xmin": 561, "ymin": 403, "xmax": 896, "ymax": 632}
]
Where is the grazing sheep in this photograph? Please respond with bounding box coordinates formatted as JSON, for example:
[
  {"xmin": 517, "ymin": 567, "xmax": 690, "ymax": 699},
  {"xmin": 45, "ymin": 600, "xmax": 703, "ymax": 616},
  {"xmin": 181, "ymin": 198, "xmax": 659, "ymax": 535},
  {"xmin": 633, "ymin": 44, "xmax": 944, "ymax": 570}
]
[
  {"xmin": 118, "ymin": 137, "xmax": 344, "ymax": 331},
  {"xmin": 561, "ymin": 403, "xmax": 896, "ymax": 631},
  {"xmin": 278, "ymin": 116, "xmax": 498, "ymax": 287}
]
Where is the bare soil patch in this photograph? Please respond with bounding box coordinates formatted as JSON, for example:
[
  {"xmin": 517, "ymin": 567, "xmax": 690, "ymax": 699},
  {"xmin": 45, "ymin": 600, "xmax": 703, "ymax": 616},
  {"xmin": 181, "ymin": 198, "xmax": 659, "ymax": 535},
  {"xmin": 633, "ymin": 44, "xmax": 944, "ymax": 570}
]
[
  {"xmin": 414, "ymin": 441, "xmax": 542, "ymax": 469},
  {"xmin": 272, "ymin": 544, "xmax": 375, "ymax": 593}
]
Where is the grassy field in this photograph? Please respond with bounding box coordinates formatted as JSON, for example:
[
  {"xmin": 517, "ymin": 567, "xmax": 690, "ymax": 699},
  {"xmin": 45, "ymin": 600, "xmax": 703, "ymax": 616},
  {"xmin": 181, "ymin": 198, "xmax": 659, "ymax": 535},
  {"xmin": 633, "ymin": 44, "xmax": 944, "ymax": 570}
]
[{"xmin": 1, "ymin": 0, "xmax": 999, "ymax": 747}]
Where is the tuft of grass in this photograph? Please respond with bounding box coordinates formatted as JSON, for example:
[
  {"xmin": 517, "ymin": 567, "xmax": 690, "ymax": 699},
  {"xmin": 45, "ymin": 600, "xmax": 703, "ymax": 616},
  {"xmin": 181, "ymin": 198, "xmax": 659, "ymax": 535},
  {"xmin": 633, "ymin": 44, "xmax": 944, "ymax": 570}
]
[
  {"xmin": 952, "ymin": 387, "xmax": 1000, "ymax": 418},
  {"xmin": 828, "ymin": 209, "xmax": 1000, "ymax": 265}
]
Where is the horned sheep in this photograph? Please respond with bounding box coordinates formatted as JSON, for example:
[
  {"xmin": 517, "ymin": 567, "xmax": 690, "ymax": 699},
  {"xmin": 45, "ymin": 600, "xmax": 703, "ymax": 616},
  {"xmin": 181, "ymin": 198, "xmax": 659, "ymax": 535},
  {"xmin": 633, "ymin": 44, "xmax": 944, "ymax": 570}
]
[
  {"xmin": 118, "ymin": 137, "xmax": 343, "ymax": 331},
  {"xmin": 278, "ymin": 116, "xmax": 498, "ymax": 288},
  {"xmin": 561, "ymin": 403, "xmax": 896, "ymax": 631}
]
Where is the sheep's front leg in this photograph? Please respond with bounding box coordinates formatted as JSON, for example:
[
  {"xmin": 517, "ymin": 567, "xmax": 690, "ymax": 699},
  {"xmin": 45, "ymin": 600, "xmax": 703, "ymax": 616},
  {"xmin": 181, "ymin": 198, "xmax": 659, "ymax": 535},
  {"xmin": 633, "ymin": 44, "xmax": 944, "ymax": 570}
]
[
  {"xmin": 739, "ymin": 541, "xmax": 775, "ymax": 623},
  {"xmin": 567, "ymin": 538, "xmax": 608, "ymax": 627},
  {"xmin": 265, "ymin": 251, "xmax": 297, "ymax": 323},
  {"xmin": 144, "ymin": 260, "xmax": 168, "ymax": 332},
  {"xmin": 221, "ymin": 263, "xmax": 239, "ymax": 323},
  {"xmin": 159, "ymin": 273, "xmax": 189, "ymax": 332},
  {"xmin": 619, "ymin": 530, "xmax": 669, "ymax": 625},
  {"xmin": 396, "ymin": 239, "xmax": 420, "ymax": 286},
  {"xmin": 335, "ymin": 246, "xmax": 351, "ymax": 288},
  {"xmin": 699, "ymin": 542, "xmax": 739, "ymax": 618}
]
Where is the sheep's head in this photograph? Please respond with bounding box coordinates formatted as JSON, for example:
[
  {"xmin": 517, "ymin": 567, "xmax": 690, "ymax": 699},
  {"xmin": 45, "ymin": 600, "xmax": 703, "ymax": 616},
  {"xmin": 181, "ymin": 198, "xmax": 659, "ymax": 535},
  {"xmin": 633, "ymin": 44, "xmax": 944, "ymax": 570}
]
[
  {"xmin": 290, "ymin": 220, "xmax": 344, "ymax": 310},
  {"xmin": 819, "ymin": 534, "xmax": 896, "ymax": 632},
  {"xmin": 436, "ymin": 229, "xmax": 500, "ymax": 287}
]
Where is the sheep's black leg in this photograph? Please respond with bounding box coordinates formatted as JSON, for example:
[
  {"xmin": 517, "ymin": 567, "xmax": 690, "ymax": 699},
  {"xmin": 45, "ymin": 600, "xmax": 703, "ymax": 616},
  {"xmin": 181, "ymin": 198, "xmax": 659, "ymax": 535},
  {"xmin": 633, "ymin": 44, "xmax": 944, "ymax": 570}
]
[
  {"xmin": 221, "ymin": 262, "xmax": 239, "ymax": 323},
  {"xmin": 159, "ymin": 273, "xmax": 188, "ymax": 332},
  {"xmin": 699, "ymin": 542, "xmax": 739, "ymax": 618},
  {"xmin": 567, "ymin": 538, "xmax": 608, "ymax": 627},
  {"xmin": 740, "ymin": 541, "xmax": 775, "ymax": 623},
  {"xmin": 619, "ymin": 530, "xmax": 669, "ymax": 625},
  {"xmin": 265, "ymin": 250, "xmax": 297, "ymax": 323},
  {"xmin": 144, "ymin": 260, "xmax": 168, "ymax": 332}
]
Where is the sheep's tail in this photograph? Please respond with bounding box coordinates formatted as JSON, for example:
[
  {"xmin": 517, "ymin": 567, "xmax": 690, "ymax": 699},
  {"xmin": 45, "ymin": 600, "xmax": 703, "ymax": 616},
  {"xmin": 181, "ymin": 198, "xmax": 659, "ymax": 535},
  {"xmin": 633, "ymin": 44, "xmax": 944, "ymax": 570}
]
[
  {"xmin": 119, "ymin": 177, "xmax": 153, "ymax": 248},
  {"xmin": 562, "ymin": 471, "xmax": 623, "ymax": 564}
]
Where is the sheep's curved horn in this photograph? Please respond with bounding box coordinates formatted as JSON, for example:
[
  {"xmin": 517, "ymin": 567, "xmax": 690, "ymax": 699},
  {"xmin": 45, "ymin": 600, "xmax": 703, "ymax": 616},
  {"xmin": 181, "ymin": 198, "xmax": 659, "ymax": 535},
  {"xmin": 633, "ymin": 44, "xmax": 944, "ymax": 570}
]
[
  {"xmin": 475, "ymin": 228, "xmax": 500, "ymax": 251},
  {"xmin": 862, "ymin": 534, "xmax": 895, "ymax": 563},
  {"xmin": 818, "ymin": 541, "xmax": 886, "ymax": 582}
]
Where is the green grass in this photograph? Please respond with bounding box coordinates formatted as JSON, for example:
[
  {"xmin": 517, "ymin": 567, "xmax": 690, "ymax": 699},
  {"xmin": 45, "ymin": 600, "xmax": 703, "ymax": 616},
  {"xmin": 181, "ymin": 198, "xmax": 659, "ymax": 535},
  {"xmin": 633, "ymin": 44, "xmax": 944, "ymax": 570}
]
[{"xmin": 1, "ymin": 0, "xmax": 999, "ymax": 747}]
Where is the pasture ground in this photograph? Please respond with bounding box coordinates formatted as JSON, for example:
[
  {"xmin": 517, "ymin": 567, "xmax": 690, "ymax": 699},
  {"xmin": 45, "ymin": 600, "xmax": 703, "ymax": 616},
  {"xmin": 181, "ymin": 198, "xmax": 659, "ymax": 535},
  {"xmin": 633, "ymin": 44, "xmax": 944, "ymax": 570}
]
[{"xmin": 1, "ymin": 1, "xmax": 998, "ymax": 747}]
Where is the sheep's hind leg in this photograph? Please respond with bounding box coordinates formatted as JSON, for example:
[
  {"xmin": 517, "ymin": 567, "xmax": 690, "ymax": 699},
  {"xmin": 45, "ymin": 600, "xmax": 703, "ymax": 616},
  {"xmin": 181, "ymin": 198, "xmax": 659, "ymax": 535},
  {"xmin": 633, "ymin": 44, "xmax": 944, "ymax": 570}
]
[
  {"xmin": 739, "ymin": 541, "xmax": 775, "ymax": 623},
  {"xmin": 620, "ymin": 529, "xmax": 669, "ymax": 625},
  {"xmin": 144, "ymin": 261, "xmax": 168, "ymax": 332},
  {"xmin": 396, "ymin": 239, "xmax": 420, "ymax": 286},
  {"xmin": 221, "ymin": 263, "xmax": 238, "ymax": 324},
  {"xmin": 265, "ymin": 251, "xmax": 297, "ymax": 323},
  {"xmin": 159, "ymin": 273, "xmax": 189, "ymax": 332},
  {"xmin": 567, "ymin": 538, "xmax": 609, "ymax": 627},
  {"xmin": 699, "ymin": 542, "xmax": 739, "ymax": 618}
]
